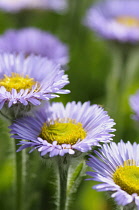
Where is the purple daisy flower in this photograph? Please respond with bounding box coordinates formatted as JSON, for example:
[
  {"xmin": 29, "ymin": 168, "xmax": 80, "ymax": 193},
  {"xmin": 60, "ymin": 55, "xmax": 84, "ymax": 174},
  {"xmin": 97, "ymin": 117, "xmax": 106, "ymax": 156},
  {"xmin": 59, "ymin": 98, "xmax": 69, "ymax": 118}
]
[
  {"xmin": 84, "ymin": 0, "xmax": 139, "ymax": 43},
  {"xmin": 0, "ymin": 28, "xmax": 69, "ymax": 66},
  {"xmin": 129, "ymin": 91, "xmax": 139, "ymax": 121},
  {"xmin": 9, "ymin": 101, "xmax": 116, "ymax": 157},
  {"xmin": 87, "ymin": 140, "xmax": 139, "ymax": 209},
  {"xmin": 0, "ymin": 0, "xmax": 67, "ymax": 13},
  {"xmin": 0, "ymin": 53, "xmax": 70, "ymax": 109}
]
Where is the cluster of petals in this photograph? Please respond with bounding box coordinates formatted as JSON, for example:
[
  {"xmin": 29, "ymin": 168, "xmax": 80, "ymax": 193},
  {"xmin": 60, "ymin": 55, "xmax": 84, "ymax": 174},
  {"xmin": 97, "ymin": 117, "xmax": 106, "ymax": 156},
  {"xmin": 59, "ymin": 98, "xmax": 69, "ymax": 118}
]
[
  {"xmin": 0, "ymin": 0, "xmax": 67, "ymax": 13},
  {"xmin": 9, "ymin": 101, "xmax": 116, "ymax": 157},
  {"xmin": 84, "ymin": 0, "xmax": 139, "ymax": 43},
  {"xmin": 87, "ymin": 140, "xmax": 139, "ymax": 208},
  {"xmin": 0, "ymin": 27, "xmax": 69, "ymax": 66},
  {"xmin": 0, "ymin": 53, "xmax": 70, "ymax": 109}
]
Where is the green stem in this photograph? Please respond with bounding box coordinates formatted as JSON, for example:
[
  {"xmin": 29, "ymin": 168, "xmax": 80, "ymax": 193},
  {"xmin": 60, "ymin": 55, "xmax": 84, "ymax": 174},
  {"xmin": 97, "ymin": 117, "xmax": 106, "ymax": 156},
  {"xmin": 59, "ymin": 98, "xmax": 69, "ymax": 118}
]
[
  {"xmin": 123, "ymin": 49, "xmax": 139, "ymax": 87},
  {"xmin": 106, "ymin": 47, "xmax": 124, "ymax": 116},
  {"xmin": 8, "ymin": 10, "xmax": 32, "ymax": 28},
  {"xmin": 116, "ymin": 48, "xmax": 139, "ymax": 140},
  {"xmin": 106, "ymin": 45, "xmax": 139, "ymax": 141},
  {"xmin": 0, "ymin": 111, "xmax": 25, "ymax": 210},
  {"xmin": 0, "ymin": 111, "xmax": 26, "ymax": 210},
  {"xmin": 14, "ymin": 141, "xmax": 25, "ymax": 210},
  {"xmin": 58, "ymin": 169, "xmax": 68, "ymax": 210},
  {"xmin": 57, "ymin": 156, "xmax": 69, "ymax": 210},
  {"xmin": 56, "ymin": 155, "xmax": 87, "ymax": 210}
]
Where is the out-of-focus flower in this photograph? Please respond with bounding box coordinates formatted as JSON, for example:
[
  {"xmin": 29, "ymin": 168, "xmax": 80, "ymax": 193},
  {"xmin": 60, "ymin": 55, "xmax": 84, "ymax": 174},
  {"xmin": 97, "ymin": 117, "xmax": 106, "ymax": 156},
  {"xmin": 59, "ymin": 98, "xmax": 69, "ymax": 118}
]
[
  {"xmin": 0, "ymin": 53, "xmax": 70, "ymax": 109},
  {"xmin": 27, "ymin": 0, "xmax": 67, "ymax": 12},
  {"xmin": 84, "ymin": 0, "xmax": 139, "ymax": 43},
  {"xmin": 129, "ymin": 91, "xmax": 139, "ymax": 121},
  {"xmin": 0, "ymin": 0, "xmax": 28, "ymax": 12},
  {"xmin": 0, "ymin": 28, "xmax": 69, "ymax": 66},
  {"xmin": 87, "ymin": 140, "xmax": 139, "ymax": 209},
  {"xmin": 0, "ymin": 0, "xmax": 67, "ymax": 13},
  {"xmin": 10, "ymin": 101, "xmax": 115, "ymax": 157}
]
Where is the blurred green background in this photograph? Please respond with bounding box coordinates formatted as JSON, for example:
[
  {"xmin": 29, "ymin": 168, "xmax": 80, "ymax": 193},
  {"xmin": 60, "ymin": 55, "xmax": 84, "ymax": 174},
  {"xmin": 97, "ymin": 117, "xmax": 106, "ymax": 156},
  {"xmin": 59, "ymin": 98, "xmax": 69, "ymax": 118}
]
[{"xmin": 0, "ymin": 0, "xmax": 139, "ymax": 209}]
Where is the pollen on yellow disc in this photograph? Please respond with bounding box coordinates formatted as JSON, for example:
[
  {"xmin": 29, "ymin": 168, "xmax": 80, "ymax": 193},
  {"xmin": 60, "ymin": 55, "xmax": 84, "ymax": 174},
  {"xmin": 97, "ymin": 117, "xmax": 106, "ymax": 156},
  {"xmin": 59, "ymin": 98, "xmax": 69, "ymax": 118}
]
[
  {"xmin": 116, "ymin": 16, "xmax": 139, "ymax": 27},
  {"xmin": 39, "ymin": 119, "xmax": 87, "ymax": 145},
  {"xmin": 0, "ymin": 73, "xmax": 39, "ymax": 92},
  {"xmin": 113, "ymin": 159, "xmax": 139, "ymax": 195}
]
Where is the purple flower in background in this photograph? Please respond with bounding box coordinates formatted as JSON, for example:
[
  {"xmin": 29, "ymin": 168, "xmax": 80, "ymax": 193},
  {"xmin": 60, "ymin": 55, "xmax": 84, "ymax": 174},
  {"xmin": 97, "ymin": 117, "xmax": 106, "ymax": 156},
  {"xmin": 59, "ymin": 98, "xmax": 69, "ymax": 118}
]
[
  {"xmin": 0, "ymin": 0, "xmax": 67, "ymax": 13},
  {"xmin": 84, "ymin": 0, "xmax": 139, "ymax": 43},
  {"xmin": 10, "ymin": 101, "xmax": 115, "ymax": 157},
  {"xmin": 0, "ymin": 0, "xmax": 28, "ymax": 12},
  {"xmin": 0, "ymin": 28, "xmax": 69, "ymax": 66},
  {"xmin": 129, "ymin": 91, "xmax": 139, "ymax": 121},
  {"xmin": 87, "ymin": 140, "xmax": 139, "ymax": 209},
  {"xmin": 0, "ymin": 53, "xmax": 70, "ymax": 109},
  {"xmin": 27, "ymin": 0, "xmax": 67, "ymax": 12}
]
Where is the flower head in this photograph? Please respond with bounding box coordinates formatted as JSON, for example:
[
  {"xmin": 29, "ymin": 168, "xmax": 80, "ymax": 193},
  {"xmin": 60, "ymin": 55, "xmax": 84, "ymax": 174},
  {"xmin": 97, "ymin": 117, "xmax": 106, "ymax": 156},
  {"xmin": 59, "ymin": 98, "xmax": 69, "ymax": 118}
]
[
  {"xmin": 0, "ymin": 0, "xmax": 67, "ymax": 13},
  {"xmin": 0, "ymin": 53, "xmax": 69, "ymax": 109},
  {"xmin": 84, "ymin": 0, "xmax": 139, "ymax": 43},
  {"xmin": 0, "ymin": 0, "xmax": 28, "ymax": 12},
  {"xmin": 87, "ymin": 140, "xmax": 139, "ymax": 208},
  {"xmin": 43, "ymin": 0, "xmax": 67, "ymax": 12},
  {"xmin": 129, "ymin": 90, "xmax": 139, "ymax": 121},
  {"xmin": 9, "ymin": 101, "xmax": 115, "ymax": 157},
  {"xmin": 0, "ymin": 28, "xmax": 69, "ymax": 65}
]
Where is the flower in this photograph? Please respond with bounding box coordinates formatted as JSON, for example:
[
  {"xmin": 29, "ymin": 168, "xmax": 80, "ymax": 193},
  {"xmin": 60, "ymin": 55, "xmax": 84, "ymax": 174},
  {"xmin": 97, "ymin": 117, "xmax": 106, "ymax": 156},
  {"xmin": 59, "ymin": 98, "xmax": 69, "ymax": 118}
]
[
  {"xmin": 0, "ymin": 53, "xmax": 70, "ymax": 109},
  {"xmin": 9, "ymin": 101, "xmax": 115, "ymax": 157},
  {"xmin": 0, "ymin": 27, "xmax": 69, "ymax": 66},
  {"xmin": 84, "ymin": 0, "xmax": 139, "ymax": 43},
  {"xmin": 87, "ymin": 140, "xmax": 139, "ymax": 208},
  {"xmin": 0, "ymin": 0, "xmax": 67, "ymax": 13},
  {"xmin": 0, "ymin": 0, "xmax": 28, "ymax": 12},
  {"xmin": 42, "ymin": 0, "xmax": 67, "ymax": 12},
  {"xmin": 129, "ymin": 90, "xmax": 139, "ymax": 121}
]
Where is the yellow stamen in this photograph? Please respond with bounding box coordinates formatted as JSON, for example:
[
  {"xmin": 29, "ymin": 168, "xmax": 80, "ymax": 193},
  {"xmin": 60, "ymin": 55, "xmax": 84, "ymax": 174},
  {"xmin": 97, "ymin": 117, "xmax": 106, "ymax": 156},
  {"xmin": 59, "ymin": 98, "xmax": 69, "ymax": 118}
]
[
  {"xmin": 113, "ymin": 159, "xmax": 139, "ymax": 195},
  {"xmin": 0, "ymin": 73, "xmax": 39, "ymax": 92},
  {"xmin": 116, "ymin": 16, "xmax": 139, "ymax": 27},
  {"xmin": 39, "ymin": 118, "xmax": 87, "ymax": 145}
]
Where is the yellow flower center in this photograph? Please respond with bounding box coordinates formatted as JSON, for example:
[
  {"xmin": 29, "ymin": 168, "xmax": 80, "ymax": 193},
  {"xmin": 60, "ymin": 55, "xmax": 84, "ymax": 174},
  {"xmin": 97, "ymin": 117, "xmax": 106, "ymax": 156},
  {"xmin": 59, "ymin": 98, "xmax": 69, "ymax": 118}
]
[
  {"xmin": 39, "ymin": 118, "xmax": 87, "ymax": 145},
  {"xmin": 0, "ymin": 73, "xmax": 39, "ymax": 92},
  {"xmin": 113, "ymin": 159, "xmax": 139, "ymax": 195},
  {"xmin": 116, "ymin": 16, "xmax": 139, "ymax": 27}
]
